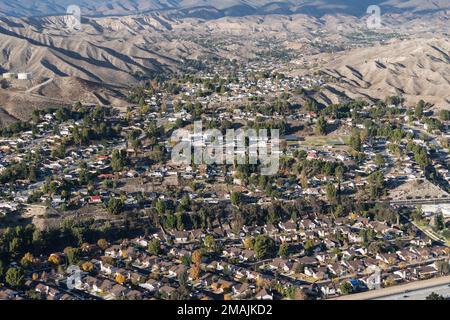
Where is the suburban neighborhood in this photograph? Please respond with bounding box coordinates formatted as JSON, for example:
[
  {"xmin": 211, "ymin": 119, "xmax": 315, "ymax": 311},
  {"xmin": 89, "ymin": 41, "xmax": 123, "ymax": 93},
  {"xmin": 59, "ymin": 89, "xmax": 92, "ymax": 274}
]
[{"xmin": 0, "ymin": 56, "xmax": 449, "ymax": 300}]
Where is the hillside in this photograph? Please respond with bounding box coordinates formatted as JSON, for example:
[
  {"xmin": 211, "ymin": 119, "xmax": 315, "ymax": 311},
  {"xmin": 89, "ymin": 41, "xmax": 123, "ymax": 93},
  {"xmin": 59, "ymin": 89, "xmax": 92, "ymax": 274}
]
[
  {"xmin": 318, "ymin": 38, "xmax": 450, "ymax": 109},
  {"xmin": 0, "ymin": 13, "xmax": 322, "ymax": 87},
  {"xmin": 0, "ymin": 8, "xmax": 448, "ymax": 123}
]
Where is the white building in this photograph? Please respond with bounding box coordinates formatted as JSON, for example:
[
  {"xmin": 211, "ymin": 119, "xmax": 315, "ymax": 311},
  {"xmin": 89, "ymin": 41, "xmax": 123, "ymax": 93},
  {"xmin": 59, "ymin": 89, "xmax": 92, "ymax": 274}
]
[
  {"xmin": 422, "ymin": 204, "xmax": 450, "ymax": 218},
  {"xmin": 2, "ymin": 73, "xmax": 16, "ymax": 79},
  {"xmin": 17, "ymin": 73, "xmax": 32, "ymax": 80}
]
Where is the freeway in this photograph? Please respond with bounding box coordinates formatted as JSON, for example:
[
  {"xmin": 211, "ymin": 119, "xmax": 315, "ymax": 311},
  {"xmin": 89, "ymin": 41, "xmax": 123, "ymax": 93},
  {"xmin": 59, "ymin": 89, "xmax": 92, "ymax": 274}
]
[
  {"xmin": 368, "ymin": 197, "xmax": 450, "ymax": 206},
  {"xmin": 388, "ymin": 198, "xmax": 450, "ymax": 206},
  {"xmin": 330, "ymin": 275, "xmax": 450, "ymax": 300},
  {"xmin": 375, "ymin": 283, "xmax": 450, "ymax": 300}
]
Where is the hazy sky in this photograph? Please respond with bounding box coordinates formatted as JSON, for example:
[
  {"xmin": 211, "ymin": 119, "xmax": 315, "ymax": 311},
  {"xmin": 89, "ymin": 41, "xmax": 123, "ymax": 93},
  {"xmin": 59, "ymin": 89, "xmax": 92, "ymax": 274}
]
[{"xmin": 0, "ymin": 1, "xmax": 448, "ymax": 17}]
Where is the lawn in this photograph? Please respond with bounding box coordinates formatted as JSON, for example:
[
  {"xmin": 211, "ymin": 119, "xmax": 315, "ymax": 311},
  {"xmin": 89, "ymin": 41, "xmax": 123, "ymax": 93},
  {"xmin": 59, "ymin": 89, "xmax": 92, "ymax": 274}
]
[{"xmin": 303, "ymin": 135, "xmax": 350, "ymax": 147}]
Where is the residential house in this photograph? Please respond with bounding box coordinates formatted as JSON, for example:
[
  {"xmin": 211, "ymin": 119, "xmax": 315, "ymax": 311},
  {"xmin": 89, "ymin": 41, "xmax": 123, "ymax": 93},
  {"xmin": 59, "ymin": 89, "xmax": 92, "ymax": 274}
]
[
  {"xmin": 159, "ymin": 285, "xmax": 177, "ymax": 299},
  {"xmin": 255, "ymin": 288, "xmax": 273, "ymax": 300},
  {"xmin": 279, "ymin": 221, "xmax": 297, "ymax": 233},
  {"xmin": 173, "ymin": 231, "xmax": 189, "ymax": 244}
]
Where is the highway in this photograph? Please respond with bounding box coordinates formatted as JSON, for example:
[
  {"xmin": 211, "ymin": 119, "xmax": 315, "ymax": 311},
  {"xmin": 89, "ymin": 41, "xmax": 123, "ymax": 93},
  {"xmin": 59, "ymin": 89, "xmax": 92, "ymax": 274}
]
[
  {"xmin": 375, "ymin": 283, "xmax": 450, "ymax": 300},
  {"xmin": 330, "ymin": 275, "xmax": 450, "ymax": 300},
  {"xmin": 387, "ymin": 198, "xmax": 450, "ymax": 206}
]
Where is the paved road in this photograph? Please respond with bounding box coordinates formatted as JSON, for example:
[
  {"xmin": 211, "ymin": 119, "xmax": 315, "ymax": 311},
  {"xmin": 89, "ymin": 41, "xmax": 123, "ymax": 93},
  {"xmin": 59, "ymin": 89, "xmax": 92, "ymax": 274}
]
[
  {"xmin": 396, "ymin": 211, "xmax": 447, "ymax": 245},
  {"xmin": 330, "ymin": 275, "xmax": 450, "ymax": 300},
  {"xmin": 375, "ymin": 283, "xmax": 450, "ymax": 300},
  {"xmin": 388, "ymin": 198, "xmax": 450, "ymax": 206}
]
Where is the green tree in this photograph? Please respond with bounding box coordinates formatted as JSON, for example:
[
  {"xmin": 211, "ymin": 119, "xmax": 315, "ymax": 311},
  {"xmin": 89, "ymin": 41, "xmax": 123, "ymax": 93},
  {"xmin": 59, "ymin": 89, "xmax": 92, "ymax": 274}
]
[
  {"xmin": 375, "ymin": 154, "xmax": 385, "ymax": 167},
  {"xmin": 176, "ymin": 214, "xmax": 185, "ymax": 231},
  {"xmin": 411, "ymin": 205, "xmax": 423, "ymax": 222},
  {"xmin": 8, "ymin": 237, "xmax": 21, "ymax": 256},
  {"xmin": 426, "ymin": 292, "xmax": 445, "ymax": 300},
  {"xmin": 415, "ymin": 100, "xmax": 425, "ymax": 119},
  {"xmin": 148, "ymin": 239, "xmax": 161, "ymax": 256},
  {"xmin": 155, "ymin": 199, "xmax": 166, "ymax": 215},
  {"xmin": 434, "ymin": 213, "xmax": 445, "ymax": 231},
  {"xmin": 20, "ymin": 253, "xmax": 34, "ymax": 268},
  {"xmin": 316, "ymin": 116, "xmax": 327, "ymax": 135},
  {"xmin": 339, "ymin": 282, "xmax": 353, "ymax": 295},
  {"xmin": 305, "ymin": 99, "xmax": 319, "ymax": 112},
  {"xmin": 334, "ymin": 205, "xmax": 346, "ymax": 218},
  {"xmin": 28, "ymin": 166, "xmax": 38, "ymax": 182},
  {"xmin": 204, "ymin": 235, "xmax": 217, "ymax": 252},
  {"xmin": 230, "ymin": 192, "xmax": 242, "ymax": 206},
  {"xmin": 326, "ymin": 183, "xmax": 337, "ymax": 204},
  {"xmin": 304, "ymin": 239, "xmax": 315, "ymax": 255},
  {"xmin": 439, "ymin": 109, "xmax": 450, "ymax": 121},
  {"xmin": 368, "ymin": 171, "xmax": 385, "ymax": 199},
  {"xmin": 107, "ymin": 198, "xmax": 124, "ymax": 215},
  {"xmin": 64, "ymin": 247, "xmax": 80, "ymax": 266},
  {"xmin": 278, "ymin": 243, "xmax": 289, "ymax": 258},
  {"xmin": 5, "ymin": 267, "xmax": 25, "ymax": 288},
  {"xmin": 334, "ymin": 165, "xmax": 344, "ymax": 182},
  {"xmin": 300, "ymin": 170, "xmax": 308, "ymax": 189},
  {"xmin": 409, "ymin": 144, "xmax": 429, "ymax": 168},
  {"xmin": 254, "ymin": 235, "xmax": 276, "ymax": 259},
  {"xmin": 111, "ymin": 149, "xmax": 126, "ymax": 172},
  {"xmin": 350, "ymin": 130, "xmax": 362, "ymax": 152}
]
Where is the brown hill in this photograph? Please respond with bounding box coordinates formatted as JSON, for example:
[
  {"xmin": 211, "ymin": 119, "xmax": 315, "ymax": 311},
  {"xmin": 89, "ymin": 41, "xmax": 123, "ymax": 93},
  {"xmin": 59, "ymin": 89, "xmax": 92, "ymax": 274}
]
[
  {"xmin": 319, "ymin": 38, "xmax": 450, "ymax": 109},
  {"xmin": 0, "ymin": 76, "xmax": 130, "ymax": 125},
  {"xmin": 0, "ymin": 12, "xmax": 448, "ymax": 124}
]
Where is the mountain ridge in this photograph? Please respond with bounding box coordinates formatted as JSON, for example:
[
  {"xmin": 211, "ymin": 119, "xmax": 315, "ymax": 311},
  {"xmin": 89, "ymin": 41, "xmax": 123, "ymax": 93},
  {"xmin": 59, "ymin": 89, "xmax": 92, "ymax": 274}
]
[{"xmin": 0, "ymin": 0, "xmax": 449, "ymax": 18}]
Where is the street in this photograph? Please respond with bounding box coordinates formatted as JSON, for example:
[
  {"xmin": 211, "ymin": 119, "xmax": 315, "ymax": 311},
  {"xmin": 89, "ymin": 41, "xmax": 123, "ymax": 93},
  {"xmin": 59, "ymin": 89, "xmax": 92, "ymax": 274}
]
[{"xmin": 330, "ymin": 275, "xmax": 450, "ymax": 300}]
